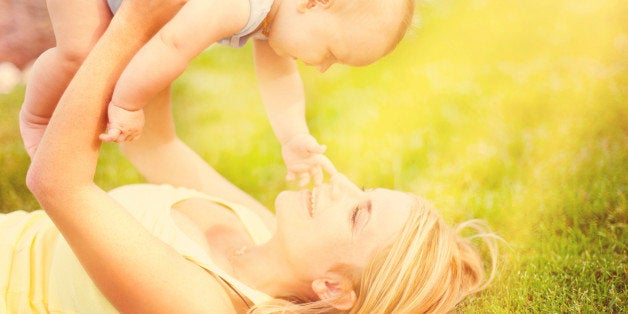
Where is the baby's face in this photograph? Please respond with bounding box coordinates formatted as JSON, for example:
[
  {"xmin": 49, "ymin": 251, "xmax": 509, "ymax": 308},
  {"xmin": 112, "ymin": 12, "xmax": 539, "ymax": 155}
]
[{"xmin": 268, "ymin": 0, "xmax": 404, "ymax": 72}]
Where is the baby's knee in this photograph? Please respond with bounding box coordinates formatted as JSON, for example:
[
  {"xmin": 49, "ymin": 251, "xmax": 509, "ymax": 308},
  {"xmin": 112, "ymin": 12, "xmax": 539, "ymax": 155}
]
[{"xmin": 52, "ymin": 44, "xmax": 91, "ymax": 70}]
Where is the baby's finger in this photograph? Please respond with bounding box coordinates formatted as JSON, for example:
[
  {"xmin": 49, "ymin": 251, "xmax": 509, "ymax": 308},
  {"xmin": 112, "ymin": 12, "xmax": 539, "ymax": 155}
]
[
  {"xmin": 298, "ymin": 172, "xmax": 311, "ymax": 187},
  {"xmin": 129, "ymin": 134, "xmax": 141, "ymax": 142},
  {"xmin": 311, "ymin": 166, "xmax": 324, "ymax": 186},
  {"xmin": 124, "ymin": 131, "xmax": 140, "ymax": 142},
  {"xmin": 98, "ymin": 133, "xmax": 110, "ymax": 142},
  {"xmin": 100, "ymin": 128, "xmax": 121, "ymax": 142},
  {"xmin": 113, "ymin": 133, "xmax": 127, "ymax": 143},
  {"xmin": 307, "ymin": 144, "xmax": 326, "ymax": 155},
  {"xmin": 316, "ymin": 155, "xmax": 338, "ymax": 176},
  {"xmin": 120, "ymin": 133, "xmax": 134, "ymax": 143},
  {"xmin": 286, "ymin": 171, "xmax": 296, "ymax": 182},
  {"xmin": 115, "ymin": 130, "xmax": 132, "ymax": 143},
  {"xmin": 287, "ymin": 162, "xmax": 316, "ymax": 173}
]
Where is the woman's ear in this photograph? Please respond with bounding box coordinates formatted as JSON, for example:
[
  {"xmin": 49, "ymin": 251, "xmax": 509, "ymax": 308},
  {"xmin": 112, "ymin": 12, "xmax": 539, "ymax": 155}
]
[
  {"xmin": 311, "ymin": 272, "xmax": 357, "ymax": 311},
  {"xmin": 297, "ymin": 0, "xmax": 334, "ymax": 13}
]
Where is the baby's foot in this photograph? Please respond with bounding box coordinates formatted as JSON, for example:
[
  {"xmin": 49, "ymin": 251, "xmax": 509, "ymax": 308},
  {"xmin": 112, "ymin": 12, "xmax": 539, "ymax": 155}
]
[{"xmin": 99, "ymin": 105, "xmax": 145, "ymax": 143}]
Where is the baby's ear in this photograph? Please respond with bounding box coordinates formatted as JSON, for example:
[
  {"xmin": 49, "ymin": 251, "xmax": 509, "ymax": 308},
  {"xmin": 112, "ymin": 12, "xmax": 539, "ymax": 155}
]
[
  {"xmin": 311, "ymin": 271, "xmax": 357, "ymax": 311},
  {"xmin": 297, "ymin": 0, "xmax": 334, "ymax": 12}
]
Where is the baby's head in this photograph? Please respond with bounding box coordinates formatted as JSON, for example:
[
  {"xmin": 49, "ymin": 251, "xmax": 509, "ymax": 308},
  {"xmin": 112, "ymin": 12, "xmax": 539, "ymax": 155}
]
[{"xmin": 268, "ymin": 0, "xmax": 415, "ymax": 72}]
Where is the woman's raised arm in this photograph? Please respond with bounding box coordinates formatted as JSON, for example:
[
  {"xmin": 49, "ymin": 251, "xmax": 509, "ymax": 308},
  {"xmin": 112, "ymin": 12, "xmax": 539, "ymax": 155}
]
[{"xmin": 26, "ymin": 1, "xmax": 236, "ymax": 313}]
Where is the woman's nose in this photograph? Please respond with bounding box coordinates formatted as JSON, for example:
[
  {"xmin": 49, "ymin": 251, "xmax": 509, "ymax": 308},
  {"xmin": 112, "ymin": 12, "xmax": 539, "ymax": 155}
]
[{"xmin": 330, "ymin": 174, "xmax": 363, "ymax": 199}]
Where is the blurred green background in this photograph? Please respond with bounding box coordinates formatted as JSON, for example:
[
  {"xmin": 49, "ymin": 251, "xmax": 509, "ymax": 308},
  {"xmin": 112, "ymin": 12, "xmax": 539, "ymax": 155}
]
[{"xmin": 1, "ymin": 0, "xmax": 626, "ymax": 312}]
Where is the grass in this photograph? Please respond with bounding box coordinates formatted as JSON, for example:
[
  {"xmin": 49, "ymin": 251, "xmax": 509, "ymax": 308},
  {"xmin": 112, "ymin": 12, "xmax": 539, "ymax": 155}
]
[{"xmin": 1, "ymin": 0, "xmax": 626, "ymax": 312}]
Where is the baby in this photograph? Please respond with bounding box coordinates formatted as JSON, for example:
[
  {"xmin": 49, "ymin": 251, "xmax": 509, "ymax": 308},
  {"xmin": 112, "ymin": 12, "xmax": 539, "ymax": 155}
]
[{"xmin": 19, "ymin": 0, "xmax": 415, "ymax": 186}]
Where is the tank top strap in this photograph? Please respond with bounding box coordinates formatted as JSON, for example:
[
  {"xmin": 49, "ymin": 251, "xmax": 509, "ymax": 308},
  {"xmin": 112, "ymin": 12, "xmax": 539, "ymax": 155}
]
[{"xmin": 183, "ymin": 253, "xmax": 273, "ymax": 305}]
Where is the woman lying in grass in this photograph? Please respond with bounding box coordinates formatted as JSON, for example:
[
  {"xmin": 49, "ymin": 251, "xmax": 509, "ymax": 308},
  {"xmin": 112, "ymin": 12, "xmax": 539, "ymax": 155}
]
[{"xmin": 2, "ymin": 1, "xmax": 498, "ymax": 313}]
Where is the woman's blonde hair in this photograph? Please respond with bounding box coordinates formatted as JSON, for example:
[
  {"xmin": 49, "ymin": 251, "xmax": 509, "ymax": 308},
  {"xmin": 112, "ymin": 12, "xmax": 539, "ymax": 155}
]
[{"xmin": 249, "ymin": 196, "xmax": 499, "ymax": 314}]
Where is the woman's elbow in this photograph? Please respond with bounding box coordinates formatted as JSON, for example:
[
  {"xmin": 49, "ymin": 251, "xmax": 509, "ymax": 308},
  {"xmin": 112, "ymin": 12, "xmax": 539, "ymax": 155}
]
[
  {"xmin": 25, "ymin": 162, "xmax": 72, "ymax": 200},
  {"xmin": 26, "ymin": 165, "xmax": 45, "ymax": 199},
  {"xmin": 25, "ymin": 163, "xmax": 50, "ymax": 199}
]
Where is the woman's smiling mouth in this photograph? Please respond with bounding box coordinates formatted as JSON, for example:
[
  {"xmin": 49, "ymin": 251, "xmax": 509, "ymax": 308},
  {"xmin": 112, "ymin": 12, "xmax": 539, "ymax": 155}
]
[{"xmin": 305, "ymin": 187, "xmax": 319, "ymax": 218}]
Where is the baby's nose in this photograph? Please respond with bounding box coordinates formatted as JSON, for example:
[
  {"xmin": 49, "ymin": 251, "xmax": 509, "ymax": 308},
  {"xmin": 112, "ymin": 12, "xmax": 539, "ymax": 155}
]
[{"xmin": 330, "ymin": 174, "xmax": 363, "ymax": 199}]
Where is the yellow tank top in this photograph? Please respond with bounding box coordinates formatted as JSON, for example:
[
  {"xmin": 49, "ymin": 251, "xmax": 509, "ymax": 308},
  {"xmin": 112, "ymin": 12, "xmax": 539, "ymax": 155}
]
[{"xmin": 0, "ymin": 184, "xmax": 273, "ymax": 313}]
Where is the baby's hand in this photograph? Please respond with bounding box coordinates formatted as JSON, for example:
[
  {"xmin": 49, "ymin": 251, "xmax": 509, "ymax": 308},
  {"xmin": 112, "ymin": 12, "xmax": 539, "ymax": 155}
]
[
  {"xmin": 282, "ymin": 134, "xmax": 337, "ymax": 187},
  {"xmin": 99, "ymin": 104, "xmax": 145, "ymax": 143}
]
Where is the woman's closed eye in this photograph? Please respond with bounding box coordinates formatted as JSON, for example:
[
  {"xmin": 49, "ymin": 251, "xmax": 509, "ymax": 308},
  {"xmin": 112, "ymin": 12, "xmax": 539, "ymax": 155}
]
[{"xmin": 351, "ymin": 199, "xmax": 372, "ymax": 232}]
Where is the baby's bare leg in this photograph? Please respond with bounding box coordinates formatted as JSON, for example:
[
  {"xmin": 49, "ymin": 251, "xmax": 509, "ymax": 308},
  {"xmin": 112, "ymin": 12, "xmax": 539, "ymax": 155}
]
[{"xmin": 19, "ymin": 0, "xmax": 112, "ymax": 157}]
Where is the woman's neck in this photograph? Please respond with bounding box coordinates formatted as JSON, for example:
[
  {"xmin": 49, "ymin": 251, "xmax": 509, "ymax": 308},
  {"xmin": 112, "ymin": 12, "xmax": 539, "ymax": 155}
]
[{"xmin": 228, "ymin": 239, "xmax": 312, "ymax": 300}]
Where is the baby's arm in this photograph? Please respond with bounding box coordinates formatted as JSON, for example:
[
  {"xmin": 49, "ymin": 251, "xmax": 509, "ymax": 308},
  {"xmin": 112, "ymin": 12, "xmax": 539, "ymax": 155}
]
[
  {"xmin": 100, "ymin": 0, "xmax": 250, "ymax": 142},
  {"xmin": 253, "ymin": 40, "xmax": 336, "ymax": 186}
]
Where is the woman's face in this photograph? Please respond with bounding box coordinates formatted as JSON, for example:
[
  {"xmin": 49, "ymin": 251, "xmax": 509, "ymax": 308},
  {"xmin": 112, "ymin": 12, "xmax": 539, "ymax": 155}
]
[{"xmin": 273, "ymin": 174, "xmax": 414, "ymax": 278}]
